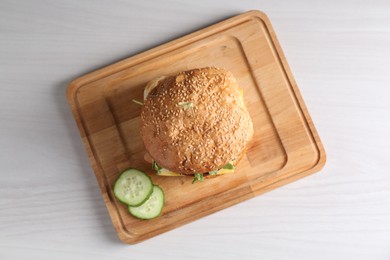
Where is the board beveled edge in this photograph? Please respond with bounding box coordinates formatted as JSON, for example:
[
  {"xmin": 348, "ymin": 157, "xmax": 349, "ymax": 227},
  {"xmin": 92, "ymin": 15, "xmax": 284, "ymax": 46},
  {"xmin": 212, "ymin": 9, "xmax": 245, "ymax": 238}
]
[
  {"xmin": 66, "ymin": 82, "xmax": 134, "ymax": 243},
  {"xmin": 66, "ymin": 10, "xmax": 326, "ymax": 244},
  {"xmin": 254, "ymin": 10, "xmax": 327, "ymax": 173},
  {"xmin": 246, "ymin": 10, "xmax": 326, "ymax": 197}
]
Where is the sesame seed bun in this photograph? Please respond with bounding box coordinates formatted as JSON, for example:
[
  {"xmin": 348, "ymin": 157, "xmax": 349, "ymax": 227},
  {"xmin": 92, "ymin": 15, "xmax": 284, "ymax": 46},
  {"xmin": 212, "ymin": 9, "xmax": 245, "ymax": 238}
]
[{"xmin": 140, "ymin": 67, "xmax": 254, "ymax": 175}]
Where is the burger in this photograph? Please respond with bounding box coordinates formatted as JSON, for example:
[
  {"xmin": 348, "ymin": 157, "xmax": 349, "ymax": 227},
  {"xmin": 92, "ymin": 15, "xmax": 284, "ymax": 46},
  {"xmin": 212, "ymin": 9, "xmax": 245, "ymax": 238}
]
[{"xmin": 140, "ymin": 67, "xmax": 254, "ymax": 183}]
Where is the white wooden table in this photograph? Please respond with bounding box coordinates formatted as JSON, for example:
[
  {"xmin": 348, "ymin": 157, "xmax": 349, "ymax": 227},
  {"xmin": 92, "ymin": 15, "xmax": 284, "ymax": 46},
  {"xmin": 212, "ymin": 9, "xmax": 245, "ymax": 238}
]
[{"xmin": 1, "ymin": 0, "xmax": 389, "ymax": 259}]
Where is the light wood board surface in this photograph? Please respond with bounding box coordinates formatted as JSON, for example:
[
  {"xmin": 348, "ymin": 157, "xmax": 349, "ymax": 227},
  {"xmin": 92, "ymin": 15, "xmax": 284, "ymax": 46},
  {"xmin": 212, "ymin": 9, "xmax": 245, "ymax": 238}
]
[
  {"xmin": 67, "ymin": 11, "xmax": 325, "ymax": 243},
  {"xmin": 1, "ymin": 0, "xmax": 390, "ymax": 258}
]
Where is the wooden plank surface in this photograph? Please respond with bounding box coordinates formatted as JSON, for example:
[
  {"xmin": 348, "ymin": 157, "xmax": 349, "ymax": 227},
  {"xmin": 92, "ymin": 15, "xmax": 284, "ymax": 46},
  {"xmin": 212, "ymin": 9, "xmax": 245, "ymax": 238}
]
[
  {"xmin": 67, "ymin": 11, "xmax": 325, "ymax": 243},
  {"xmin": 1, "ymin": 0, "xmax": 390, "ymax": 258}
]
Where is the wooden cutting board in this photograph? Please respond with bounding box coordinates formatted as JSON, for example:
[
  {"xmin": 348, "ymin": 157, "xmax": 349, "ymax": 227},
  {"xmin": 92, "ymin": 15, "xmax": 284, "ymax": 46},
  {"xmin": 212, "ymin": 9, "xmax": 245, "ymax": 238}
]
[{"xmin": 67, "ymin": 10, "xmax": 326, "ymax": 244}]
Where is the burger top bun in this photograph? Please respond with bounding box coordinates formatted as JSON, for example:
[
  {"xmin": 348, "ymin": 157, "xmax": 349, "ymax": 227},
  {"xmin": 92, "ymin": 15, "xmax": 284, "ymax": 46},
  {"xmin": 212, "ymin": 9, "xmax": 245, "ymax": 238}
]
[{"xmin": 140, "ymin": 67, "xmax": 253, "ymax": 175}]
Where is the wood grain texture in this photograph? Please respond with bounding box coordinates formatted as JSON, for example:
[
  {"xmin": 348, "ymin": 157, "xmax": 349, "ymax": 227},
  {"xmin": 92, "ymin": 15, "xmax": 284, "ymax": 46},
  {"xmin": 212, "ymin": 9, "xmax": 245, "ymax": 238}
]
[
  {"xmin": 67, "ymin": 11, "xmax": 325, "ymax": 243},
  {"xmin": 1, "ymin": 0, "xmax": 390, "ymax": 258}
]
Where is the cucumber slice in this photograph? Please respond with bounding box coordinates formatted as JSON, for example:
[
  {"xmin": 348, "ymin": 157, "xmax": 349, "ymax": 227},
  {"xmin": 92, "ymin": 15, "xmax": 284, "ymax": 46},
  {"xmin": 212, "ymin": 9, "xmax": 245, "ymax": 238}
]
[
  {"xmin": 129, "ymin": 185, "xmax": 165, "ymax": 220},
  {"xmin": 113, "ymin": 169, "xmax": 153, "ymax": 206}
]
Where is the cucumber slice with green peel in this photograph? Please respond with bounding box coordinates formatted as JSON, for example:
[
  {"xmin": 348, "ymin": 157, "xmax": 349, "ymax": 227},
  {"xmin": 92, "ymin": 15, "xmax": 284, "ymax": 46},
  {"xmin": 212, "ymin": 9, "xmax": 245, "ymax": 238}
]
[
  {"xmin": 113, "ymin": 169, "xmax": 153, "ymax": 206},
  {"xmin": 129, "ymin": 185, "xmax": 165, "ymax": 220}
]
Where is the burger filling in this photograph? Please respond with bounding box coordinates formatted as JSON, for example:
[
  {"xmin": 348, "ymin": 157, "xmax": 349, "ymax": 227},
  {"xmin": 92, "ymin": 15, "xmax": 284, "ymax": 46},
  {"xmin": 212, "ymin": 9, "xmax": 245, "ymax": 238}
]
[{"xmin": 152, "ymin": 160, "xmax": 236, "ymax": 177}]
